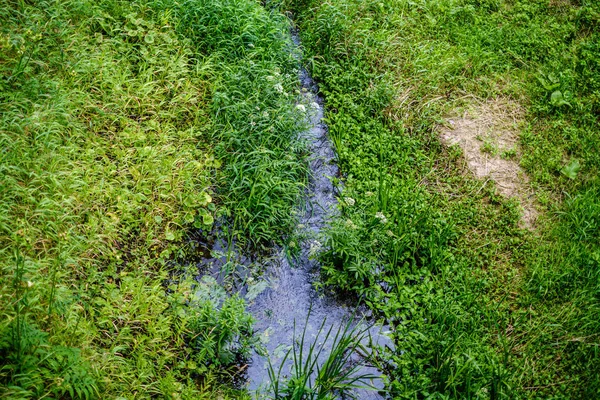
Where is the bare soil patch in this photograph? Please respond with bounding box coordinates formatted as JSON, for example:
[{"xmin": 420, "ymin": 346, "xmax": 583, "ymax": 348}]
[{"xmin": 440, "ymin": 98, "xmax": 538, "ymax": 228}]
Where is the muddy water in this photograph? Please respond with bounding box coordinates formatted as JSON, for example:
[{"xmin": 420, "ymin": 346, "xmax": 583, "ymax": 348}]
[{"xmin": 194, "ymin": 30, "xmax": 391, "ymax": 398}]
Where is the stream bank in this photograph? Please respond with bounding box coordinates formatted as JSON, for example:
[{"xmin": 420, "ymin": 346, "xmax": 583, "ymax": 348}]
[{"xmin": 193, "ymin": 27, "xmax": 392, "ymax": 398}]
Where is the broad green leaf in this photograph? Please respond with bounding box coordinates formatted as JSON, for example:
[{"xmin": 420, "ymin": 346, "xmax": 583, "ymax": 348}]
[
  {"xmin": 202, "ymin": 213, "xmax": 214, "ymax": 226},
  {"xmin": 561, "ymin": 160, "xmax": 580, "ymax": 179},
  {"xmin": 550, "ymin": 90, "xmax": 571, "ymax": 107}
]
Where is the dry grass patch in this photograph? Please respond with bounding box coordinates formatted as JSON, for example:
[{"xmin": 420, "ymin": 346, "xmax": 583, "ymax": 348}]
[{"xmin": 440, "ymin": 98, "xmax": 538, "ymax": 228}]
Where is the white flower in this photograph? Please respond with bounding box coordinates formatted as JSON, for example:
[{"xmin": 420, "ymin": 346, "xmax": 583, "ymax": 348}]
[
  {"xmin": 274, "ymin": 83, "xmax": 284, "ymax": 93},
  {"xmin": 365, "ymin": 191, "xmax": 375, "ymax": 197},
  {"xmin": 308, "ymin": 240, "xmax": 322, "ymax": 257},
  {"xmin": 310, "ymin": 101, "xmax": 319, "ymax": 109},
  {"xmin": 296, "ymin": 104, "xmax": 306, "ymax": 113},
  {"xmin": 375, "ymin": 212, "xmax": 388, "ymax": 224},
  {"xmin": 344, "ymin": 197, "xmax": 355, "ymax": 206},
  {"xmin": 344, "ymin": 219, "xmax": 357, "ymax": 229},
  {"xmin": 263, "ymin": 111, "xmax": 269, "ymax": 118},
  {"xmin": 266, "ymin": 75, "xmax": 275, "ymax": 81}
]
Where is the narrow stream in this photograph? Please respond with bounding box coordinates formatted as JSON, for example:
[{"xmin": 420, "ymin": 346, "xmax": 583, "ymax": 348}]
[{"xmin": 193, "ymin": 28, "xmax": 391, "ymax": 398}]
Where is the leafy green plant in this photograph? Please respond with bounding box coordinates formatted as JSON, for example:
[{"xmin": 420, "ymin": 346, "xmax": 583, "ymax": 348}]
[
  {"xmin": 0, "ymin": 252, "xmax": 98, "ymax": 399},
  {"xmin": 267, "ymin": 312, "xmax": 378, "ymax": 399},
  {"xmin": 187, "ymin": 291, "xmax": 255, "ymax": 371},
  {"xmin": 561, "ymin": 160, "xmax": 581, "ymax": 180}
]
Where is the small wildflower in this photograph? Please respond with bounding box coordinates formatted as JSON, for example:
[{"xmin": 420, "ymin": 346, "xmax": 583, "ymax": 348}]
[
  {"xmin": 27, "ymin": 281, "xmax": 33, "ymax": 287},
  {"xmin": 256, "ymin": 106, "xmax": 260, "ymax": 111},
  {"xmin": 263, "ymin": 111, "xmax": 269, "ymax": 118},
  {"xmin": 308, "ymin": 240, "xmax": 322, "ymax": 257},
  {"xmin": 344, "ymin": 219, "xmax": 358, "ymax": 229},
  {"xmin": 310, "ymin": 101, "xmax": 319, "ymax": 109},
  {"xmin": 365, "ymin": 191, "xmax": 375, "ymax": 197},
  {"xmin": 250, "ymin": 121, "xmax": 256, "ymax": 127},
  {"xmin": 296, "ymin": 104, "xmax": 306, "ymax": 113},
  {"xmin": 344, "ymin": 197, "xmax": 355, "ymax": 206},
  {"xmin": 274, "ymin": 83, "xmax": 284, "ymax": 93},
  {"xmin": 289, "ymin": 241, "xmax": 296, "ymax": 248},
  {"xmin": 266, "ymin": 75, "xmax": 275, "ymax": 81},
  {"xmin": 375, "ymin": 212, "xmax": 388, "ymax": 224}
]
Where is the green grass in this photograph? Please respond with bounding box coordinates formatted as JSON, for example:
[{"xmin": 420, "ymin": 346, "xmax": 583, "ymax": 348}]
[
  {"xmin": 172, "ymin": 0, "xmax": 308, "ymax": 247},
  {"xmin": 0, "ymin": 0, "xmax": 306, "ymax": 397},
  {"xmin": 287, "ymin": 0, "xmax": 600, "ymax": 397},
  {"xmin": 2, "ymin": 0, "xmax": 598, "ymax": 397},
  {"xmin": 267, "ymin": 312, "xmax": 378, "ymax": 399}
]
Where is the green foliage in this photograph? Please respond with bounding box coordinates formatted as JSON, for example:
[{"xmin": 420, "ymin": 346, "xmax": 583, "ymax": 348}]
[
  {"xmin": 186, "ymin": 277, "xmax": 255, "ymax": 370},
  {"xmin": 321, "ymin": 182, "xmax": 454, "ymax": 296},
  {"xmin": 171, "ymin": 0, "xmax": 308, "ymax": 246},
  {"xmin": 562, "ymin": 187, "xmax": 600, "ymax": 244},
  {"xmin": 0, "ymin": 252, "xmax": 97, "ymax": 399},
  {"xmin": 288, "ymin": 0, "xmax": 600, "ymax": 397},
  {"xmin": 0, "ymin": 0, "xmax": 304, "ymax": 397},
  {"xmin": 2, "ymin": 0, "xmax": 598, "ymax": 396},
  {"xmin": 267, "ymin": 313, "xmax": 377, "ymax": 399}
]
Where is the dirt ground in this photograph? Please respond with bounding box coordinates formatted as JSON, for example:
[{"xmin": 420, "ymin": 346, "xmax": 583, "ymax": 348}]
[{"xmin": 440, "ymin": 98, "xmax": 538, "ymax": 228}]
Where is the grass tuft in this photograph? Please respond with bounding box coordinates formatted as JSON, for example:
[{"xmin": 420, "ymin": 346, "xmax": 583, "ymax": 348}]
[{"xmin": 267, "ymin": 311, "xmax": 378, "ymax": 399}]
